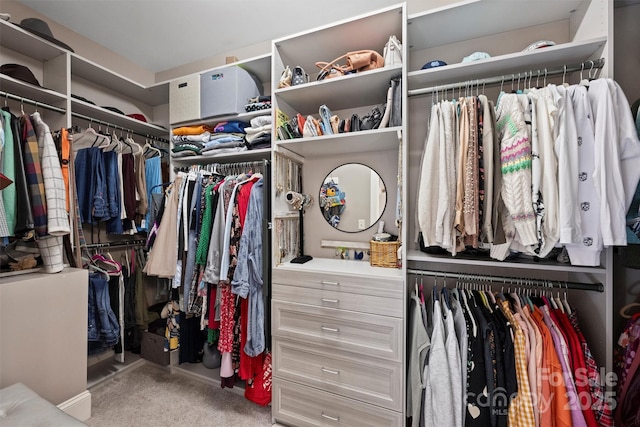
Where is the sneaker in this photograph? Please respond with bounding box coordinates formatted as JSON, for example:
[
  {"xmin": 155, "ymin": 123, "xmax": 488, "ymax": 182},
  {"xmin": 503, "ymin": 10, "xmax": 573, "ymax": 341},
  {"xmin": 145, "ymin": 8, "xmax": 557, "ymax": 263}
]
[{"xmin": 291, "ymin": 66, "xmax": 309, "ymax": 86}]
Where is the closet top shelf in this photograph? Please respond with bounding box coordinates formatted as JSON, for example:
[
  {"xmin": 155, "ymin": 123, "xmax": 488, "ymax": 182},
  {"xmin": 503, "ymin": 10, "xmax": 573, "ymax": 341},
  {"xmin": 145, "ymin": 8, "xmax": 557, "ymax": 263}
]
[
  {"xmin": 272, "ymin": 4, "xmax": 403, "ymax": 76},
  {"xmin": 71, "ymin": 54, "xmax": 169, "ymax": 106},
  {"xmin": 0, "ymin": 19, "xmax": 67, "ymax": 61},
  {"xmin": 407, "ymin": 0, "xmax": 585, "ymax": 52},
  {"xmin": 407, "ymin": 37, "xmax": 606, "ymax": 91},
  {"xmin": 0, "ymin": 20, "xmax": 170, "ymax": 106}
]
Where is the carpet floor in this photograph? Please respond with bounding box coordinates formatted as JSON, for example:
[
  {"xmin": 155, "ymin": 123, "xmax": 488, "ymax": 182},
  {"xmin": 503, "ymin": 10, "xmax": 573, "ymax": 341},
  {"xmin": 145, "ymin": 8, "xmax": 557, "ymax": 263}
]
[{"xmin": 86, "ymin": 363, "xmax": 272, "ymax": 426}]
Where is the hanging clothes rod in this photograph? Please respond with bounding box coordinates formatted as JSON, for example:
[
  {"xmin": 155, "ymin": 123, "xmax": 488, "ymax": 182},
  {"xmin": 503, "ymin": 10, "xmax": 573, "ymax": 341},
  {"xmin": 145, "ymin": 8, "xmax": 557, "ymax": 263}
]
[
  {"xmin": 406, "ymin": 268, "xmax": 604, "ymax": 293},
  {"xmin": 176, "ymin": 159, "xmax": 270, "ymax": 174},
  {"xmin": 408, "ymin": 58, "xmax": 605, "ymax": 98},
  {"xmin": 213, "ymin": 159, "xmax": 270, "ymax": 170},
  {"xmin": 71, "ymin": 111, "xmax": 169, "ymax": 144},
  {"xmin": 83, "ymin": 239, "xmax": 147, "ymax": 250},
  {"xmin": 0, "ymin": 91, "xmax": 66, "ymax": 114}
]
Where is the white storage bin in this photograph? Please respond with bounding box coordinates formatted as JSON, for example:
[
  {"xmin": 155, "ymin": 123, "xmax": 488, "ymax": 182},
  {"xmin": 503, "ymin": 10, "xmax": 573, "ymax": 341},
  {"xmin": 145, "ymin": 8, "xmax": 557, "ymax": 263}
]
[
  {"xmin": 200, "ymin": 65, "xmax": 262, "ymax": 118},
  {"xmin": 169, "ymin": 73, "xmax": 200, "ymax": 124}
]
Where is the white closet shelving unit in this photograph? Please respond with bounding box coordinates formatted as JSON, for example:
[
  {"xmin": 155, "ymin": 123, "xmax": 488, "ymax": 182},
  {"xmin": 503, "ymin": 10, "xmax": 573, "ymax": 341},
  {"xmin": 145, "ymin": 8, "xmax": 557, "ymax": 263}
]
[
  {"xmin": 0, "ymin": 17, "xmax": 172, "ymax": 419},
  {"xmin": 405, "ymin": 0, "xmax": 614, "ymax": 375},
  {"xmin": 270, "ymin": 4, "xmax": 408, "ymax": 426}
]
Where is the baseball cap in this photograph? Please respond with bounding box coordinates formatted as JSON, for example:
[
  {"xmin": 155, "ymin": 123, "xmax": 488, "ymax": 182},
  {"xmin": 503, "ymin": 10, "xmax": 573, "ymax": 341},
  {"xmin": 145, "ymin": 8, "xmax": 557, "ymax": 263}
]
[{"xmin": 421, "ymin": 60, "xmax": 447, "ymax": 70}]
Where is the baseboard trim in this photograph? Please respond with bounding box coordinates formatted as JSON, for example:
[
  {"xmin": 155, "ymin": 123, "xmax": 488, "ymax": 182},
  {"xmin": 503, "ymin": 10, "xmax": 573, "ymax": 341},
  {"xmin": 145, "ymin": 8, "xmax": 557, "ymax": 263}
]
[{"xmin": 57, "ymin": 390, "xmax": 92, "ymax": 421}]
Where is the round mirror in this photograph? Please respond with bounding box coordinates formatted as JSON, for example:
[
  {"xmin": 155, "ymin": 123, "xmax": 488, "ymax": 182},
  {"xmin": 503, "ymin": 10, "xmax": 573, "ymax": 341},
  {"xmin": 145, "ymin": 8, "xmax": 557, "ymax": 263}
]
[{"xmin": 319, "ymin": 163, "xmax": 386, "ymax": 233}]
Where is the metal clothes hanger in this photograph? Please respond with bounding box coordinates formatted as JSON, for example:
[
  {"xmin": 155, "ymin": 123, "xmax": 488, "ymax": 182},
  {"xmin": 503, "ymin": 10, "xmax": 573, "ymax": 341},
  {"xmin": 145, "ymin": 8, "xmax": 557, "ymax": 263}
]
[
  {"xmin": 554, "ymin": 281, "xmax": 565, "ymax": 314},
  {"xmin": 562, "ymin": 282, "xmax": 572, "ymax": 315},
  {"xmin": 143, "ymin": 137, "xmax": 162, "ymax": 159},
  {"xmin": 82, "ymin": 255, "xmax": 110, "ymax": 280}
]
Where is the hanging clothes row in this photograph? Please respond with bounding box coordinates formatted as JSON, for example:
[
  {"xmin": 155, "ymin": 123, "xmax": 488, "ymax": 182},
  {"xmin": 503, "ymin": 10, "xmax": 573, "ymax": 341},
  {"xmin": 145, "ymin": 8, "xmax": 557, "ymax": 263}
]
[
  {"xmin": 1, "ymin": 102, "xmax": 71, "ymax": 273},
  {"xmin": 416, "ymin": 70, "xmax": 640, "ymax": 266},
  {"xmin": 143, "ymin": 159, "xmax": 271, "ymax": 405},
  {"xmin": 407, "ymin": 271, "xmax": 613, "ymax": 427},
  {"xmin": 72, "ymin": 125, "xmax": 168, "ymax": 238},
  {"xmin": 85, "ymin": 243, "xmax": 150, "ymax": 362}
]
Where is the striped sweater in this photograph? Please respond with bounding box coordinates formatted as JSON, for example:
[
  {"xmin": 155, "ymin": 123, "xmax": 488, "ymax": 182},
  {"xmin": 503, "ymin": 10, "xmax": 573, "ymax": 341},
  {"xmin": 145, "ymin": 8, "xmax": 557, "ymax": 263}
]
[{"xmin": 496, "ymin": 93, "xmax": 537, "ymax": 246}]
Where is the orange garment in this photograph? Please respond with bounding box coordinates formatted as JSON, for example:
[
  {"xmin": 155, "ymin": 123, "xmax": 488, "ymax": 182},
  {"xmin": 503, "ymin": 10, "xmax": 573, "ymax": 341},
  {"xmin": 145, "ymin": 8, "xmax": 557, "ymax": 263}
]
[
  {"xmin": 531, "ymin": 306, "xmax": 572, "ymax": 427},
  {"xmin": 171, "ymin": 125, "xmax": 214, "ymax": 136},
  {"xmin": 501, "ymin": 301, "xmax": 536, "ymax": 427},
  {"xmin": 60, "ymin": 127, "xmax": 71, "ymax": 212}
]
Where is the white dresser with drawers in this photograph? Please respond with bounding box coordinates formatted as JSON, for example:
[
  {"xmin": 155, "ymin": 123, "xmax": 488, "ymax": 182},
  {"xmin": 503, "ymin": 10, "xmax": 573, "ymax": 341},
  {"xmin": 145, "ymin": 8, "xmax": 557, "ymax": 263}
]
[{"xmin": 271, "ymin": 259, "xmax": 405, "ymax": 427}]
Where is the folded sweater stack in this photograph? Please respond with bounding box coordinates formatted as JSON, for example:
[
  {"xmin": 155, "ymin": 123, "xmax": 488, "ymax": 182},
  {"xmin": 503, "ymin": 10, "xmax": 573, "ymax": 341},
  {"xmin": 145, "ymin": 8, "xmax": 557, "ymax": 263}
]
[
  {"xmin": 244, "ymin": 115, "xmax": 272, "ymax": 150},
  {"xmin": 171, "ymin": 121, "xmax": 250, "ymax": 158}
]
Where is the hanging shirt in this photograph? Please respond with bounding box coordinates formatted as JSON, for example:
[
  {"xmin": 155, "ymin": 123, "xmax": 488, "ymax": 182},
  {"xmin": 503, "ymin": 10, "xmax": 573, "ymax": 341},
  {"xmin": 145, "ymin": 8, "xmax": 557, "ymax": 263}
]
[
  {"xmin": 3, "ymin": 108, "xmax": 33, "ymax": 237},
  {"xmin": 500, "ymin": 300, "xmax": 535, "ymax": 427},
  {"xmin": 463, "ymin": 96, "xmax": 479, "ymax": 249},
  {"xmin": 541, "ymin": 303, "xmax": 587, "ymax": 427},
  {"xmin": 1, "ymin": 109, "xmax": 15, "ymax": 235},
  {"xmin": 588, "ymin": 78, "xmax": 640, "ymax": 246},
  {"xmin": 232, "ymin": 178, "xmax": 265, "ymax": 357},
  {"xmin": 20, "ymin": 114, "xmax": 48, "ymax": 237},
  {"xmin": 417, "ymin": 104, "xmax": 443, "ymax": 248},
  {"xmin": 424, "ymin": 299, "xmax": 455, "ymax": 426},
  {"xmin": 530, "ymin": 306, "xmax": 572, "ymax": 427},
  {"xmin": 462, "ymin": 290, "xmax": 492, "ymax": 427},
  {"xmin": 479, "ymin": 95, "xmax": 497, "ymax": 244},
  {"xmin": 565, "ymin": 84, "xmax": 602, "ymax": 266},
  {"xmin": 407, "ymin": 292, "xmax": 430, "ymax": 426},
  {"xmin": 568, "ymin": 309, "xmax": 613, "ymax": 426},
  {"xmin": 495, "ymin": 92, "xmax": 537, "ymax": 247},
  {"xmin": 442, "ymin": 290, "xmax": 462, "ymax": 427},
  {"xmin": 552, "ymin": 84, "xmax": 581, "ymax": 245},
  {"xmin": 553, "ymin": 308, "xmax": 599, "ymax": 427}
]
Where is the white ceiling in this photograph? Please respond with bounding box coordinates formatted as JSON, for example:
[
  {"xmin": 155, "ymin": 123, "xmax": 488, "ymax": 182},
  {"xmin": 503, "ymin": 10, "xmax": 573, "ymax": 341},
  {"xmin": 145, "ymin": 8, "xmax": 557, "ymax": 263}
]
[{"xmin": 17, "ymin": 0, "xmax": 403, "ymax": 73}]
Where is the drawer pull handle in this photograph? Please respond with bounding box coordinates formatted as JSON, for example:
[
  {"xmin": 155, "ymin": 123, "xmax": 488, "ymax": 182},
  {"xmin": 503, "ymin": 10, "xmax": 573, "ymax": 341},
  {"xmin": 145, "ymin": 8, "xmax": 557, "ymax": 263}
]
[
  {"xmin": 321, "ymin": 298, "xmax": 339, "ymax": 304},
  {"xmin": 321, "ymin": 367, "xmax": 340, "ymax": 375},
  {"xmin": 321, "ymin": 326, "xmax": 339, "ymax": 332},
  {"xmin": 320, "ymin": 280, "xmax": 340, "ymax": 286},
  {"xmin": 321, "ymin": 413, "xmax": 340, "ymax": 421}
]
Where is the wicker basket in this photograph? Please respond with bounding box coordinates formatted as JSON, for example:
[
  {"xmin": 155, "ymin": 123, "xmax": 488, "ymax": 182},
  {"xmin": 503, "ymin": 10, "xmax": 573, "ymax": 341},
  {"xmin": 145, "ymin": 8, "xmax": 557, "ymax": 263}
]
[{"xmin": 369, "ymin": 240, "xmax": 400, "ymax": 268}]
